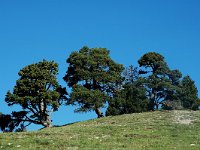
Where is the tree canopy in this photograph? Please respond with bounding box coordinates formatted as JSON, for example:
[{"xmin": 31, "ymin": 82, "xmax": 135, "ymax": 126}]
[
  {"xmin": 179, "ymin": 75, "xmax": 199, "ymax": 110},
  {"xmin": 63, "ymin": 46, "xmax": 124, "ymax": 118},
  {"xmin": 106, "ymin": 82, "xmax": 149, "ymax": 116},
  {"xmin": 138, "ymin": 52, "xmax": 183, "ymax": 110},
  {"xmin": 106, "ymin": 66, "xmax": 149, "ymax": 116},
  {"xmin": 5, "ymin": 60, "xmax": 67, "ymax": 128}
]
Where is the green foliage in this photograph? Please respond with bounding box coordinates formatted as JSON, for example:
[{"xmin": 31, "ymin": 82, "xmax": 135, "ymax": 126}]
[
  {"xmin": 138, "ymin": 52, "xmax": 166, "ymax": 71},
  {"xmin": 70, "ymin": 85, "xmax": 108, "ymax": 112},
  {"xmin": 179, "ymin": 76, "xmax": 199, "ymax": 110},
  {"xmin": 106, "ymin": 82, "xmax": 149, "ymax": 116},
  {"xmin": 161, "ymin": 70, "xmax": 183, "ymax": 110},
  {"xmin": 106, "ymin": 66, "xmax": 148, "ymax": 116},
  {"xmin": 63, "ymin": 46, "xmax": 124, "ymax": 117},
  {"xmin": 5, "ymin": 60, "xmax": 67, "ymax": 128},
  {"xmin": 138, "ymin": 52, "xmax": 182, "ymax": 110}
]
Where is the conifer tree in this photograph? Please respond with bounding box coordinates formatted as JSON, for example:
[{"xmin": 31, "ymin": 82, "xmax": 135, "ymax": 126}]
[
  {"xmin": 138, "ymin": 52, "xmax": 182, "ymax": 110},
  {"xmin": 5, "ymin": 60, "xmax": 67, "ymax": 128},
  {"xmin": 179, "ymin": 75, "xmax": 199, "ymax": 110},
  {"xmin": 106, "ymin": 66, "xmax": 148, "ymax": 116},
  {"xmin": 63, "ymin": 46, "xmax": 124, "ymax": 118}
]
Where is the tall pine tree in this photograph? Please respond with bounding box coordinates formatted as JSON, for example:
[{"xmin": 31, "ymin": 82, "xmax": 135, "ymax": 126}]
[{"xmin": 63, "ymin": 46, "xmax": 124, "ymax": 118}]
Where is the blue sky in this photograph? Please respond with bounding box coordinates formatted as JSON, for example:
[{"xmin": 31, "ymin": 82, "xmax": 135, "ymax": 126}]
[{"xmin": 1, "ymin": 0, "xmax": 200, "ymax": 130}]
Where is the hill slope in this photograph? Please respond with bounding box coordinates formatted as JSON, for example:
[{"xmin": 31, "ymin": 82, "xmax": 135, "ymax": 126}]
[{"xmin": 1, "ymin": 110, "xmax": 200, "ymax": 150}]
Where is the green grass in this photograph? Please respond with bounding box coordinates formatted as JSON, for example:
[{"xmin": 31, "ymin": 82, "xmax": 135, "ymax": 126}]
[{"xmin": 1, "ymin": 110, "xmax": 200, "ymax": 150}]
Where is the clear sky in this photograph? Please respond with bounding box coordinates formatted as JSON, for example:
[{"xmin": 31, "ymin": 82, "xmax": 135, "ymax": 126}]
[{"xmin": 1, "ymin": 0, "xmax": 200, "ymax": 130}]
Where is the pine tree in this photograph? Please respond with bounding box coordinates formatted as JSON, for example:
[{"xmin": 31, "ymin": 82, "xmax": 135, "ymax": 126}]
[
  {"xmin": 138, "ymin": 52, "xmax": 182, "ymax": 110},
  {"xmin": 179, "ymin": 76, "xmax": 199, "ymax": 110},
  {"xmin": 63, "ymin": 46, "xmax": 124, "ymax": 118},
  {"xmin": 106, "ymin": 82, "xmax": 149, "ymax": 116},
  {"xmin": 5, "ymin": 60, "xmax": 67, "ymax": 128}
]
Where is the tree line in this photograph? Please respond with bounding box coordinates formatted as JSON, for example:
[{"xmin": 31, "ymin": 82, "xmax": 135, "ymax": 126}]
[{"xmin": 0, "ymin": 46, "xmax": 199, "ymax": 132}]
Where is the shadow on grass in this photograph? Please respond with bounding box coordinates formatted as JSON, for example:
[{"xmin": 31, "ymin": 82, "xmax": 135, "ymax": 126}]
[
  {"xmin": 53, "ymin": 121, "xmax": 80, "ymax": 128},
  {"xmin": 38, "ymin": 122, "xmax": 80, "ymax": 130}
]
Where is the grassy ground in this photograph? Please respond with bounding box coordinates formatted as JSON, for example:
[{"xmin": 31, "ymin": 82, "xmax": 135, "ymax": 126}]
[{"xmin": 0, "ymin": 110, "xmax": 200, "ymax": 150}]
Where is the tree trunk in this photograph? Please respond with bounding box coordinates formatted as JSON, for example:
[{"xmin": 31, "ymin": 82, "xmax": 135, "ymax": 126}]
[
  {"xmin": 155, "ymin": 103, "xmax": 159, "ymax": 110},
  {"xmin": 95, "ymin": 107, "xmax": 104, "ymax": 118},
  {"xmin": 93, "ymin": 78, "xmax": 104, "ymax": 118},
  {"xmin": 149, "ymin": 89, "xmax": 156, "ymax": 111},
  {"xmin": 41, "ymin": 115, "xmax": 52, "ymax": 128},
  {"xmin": 148, "ymin": 100, "xmax": 155, "ymax": 111},
  {"xmin": 39, "ymin": 99, "xmax": 52, "ymax": 128}
]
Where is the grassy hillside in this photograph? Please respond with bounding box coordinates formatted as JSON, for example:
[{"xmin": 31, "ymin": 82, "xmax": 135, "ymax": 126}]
[{"xmin": 1, "ymin": 110, "xmax": 200, "ymax": 150}]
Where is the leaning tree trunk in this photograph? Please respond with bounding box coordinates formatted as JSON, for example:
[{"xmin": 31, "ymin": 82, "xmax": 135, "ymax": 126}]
[
  {"xmin": 92, "ymin": 79, "xmax": 104, "ymax": 118},
  {"xmin": 40, "ymin": 99, "xmax": 52, "ymax": 128},
  {"xmin": 95, "ymin": 107, "xmax": 104, "ymax": 118}
]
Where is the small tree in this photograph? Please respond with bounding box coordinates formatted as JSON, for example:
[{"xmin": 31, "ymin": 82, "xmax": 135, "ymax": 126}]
[
  {"xmin": 106, "ymin": 82, "xmax": 149, "ymax": 116},
  {"xmin": 63, "ymin": 46, "xmax": 124, "ymax": 118},
  {"xmin": 106, "ymin": 65, "xmax": 148, "ymax": 116},
  {"xmin": 5, "ymin": 60, "xmax": 67, "ymax": 128},
  {"xmin": 179, "ymin": 76, "xmax": 199, "ymax": 110}
]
